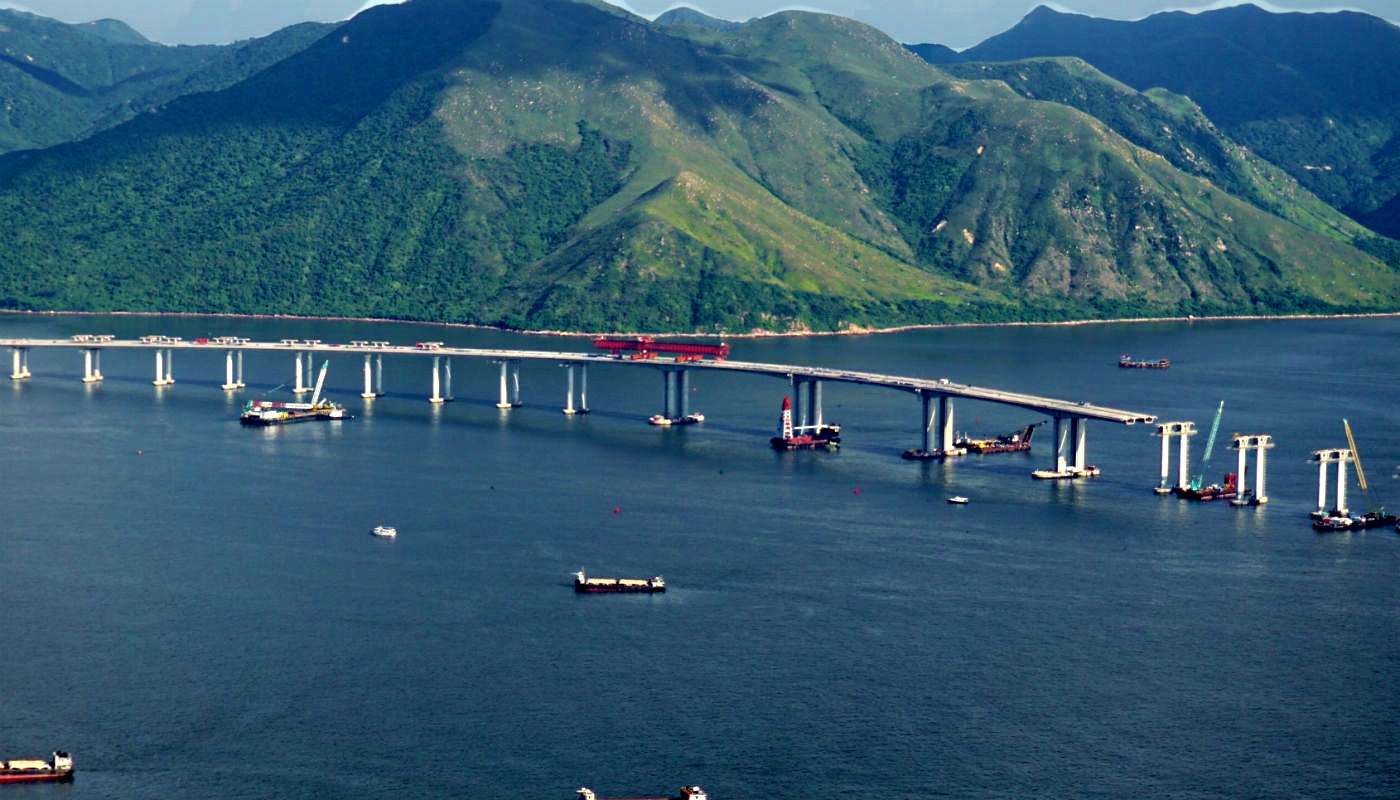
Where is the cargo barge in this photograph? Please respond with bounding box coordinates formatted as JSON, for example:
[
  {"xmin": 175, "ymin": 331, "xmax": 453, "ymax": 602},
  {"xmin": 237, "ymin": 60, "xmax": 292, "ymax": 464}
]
[
  {"xmin": 1173, "ymin": 472, "xmax": 1238, "ymax": 501},
  {"xmin": 573, "ymin": 568, "xmax": 666, "ymax": 593},
  {"xmin": 1313, "ymin": 511, "xmax": 1397, "ymax": 532},
  {"xmin": 1119, "ymin": 354, "xmax": 1170, "ymax": 369},
  {"xmin": 770, "ymin": 396, "xmax": 840, "ymax": 450},
  {"xmin": 0, "ymin": 751, "xmax": 73, "ymax": 784},
  {"xmin": 649, "ymin": 413, "xmax": 705, "ymax": 426},
  {"xmin": 240, "ymin": 360, "xmax": 349, "ymax": 425},
  {"xmin": 577, "ymin": 786, "xmax": 707, "ymax": 800},
  {"xmin": 955, "ymin": 421, "xmax": 1042, "ymax": 454}
]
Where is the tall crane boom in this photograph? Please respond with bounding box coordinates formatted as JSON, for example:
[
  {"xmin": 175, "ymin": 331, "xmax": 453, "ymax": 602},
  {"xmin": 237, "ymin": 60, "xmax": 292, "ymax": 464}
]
[
  {"xmin": 1190, "ymin": 401, "xmax": 1225, "ymax": 491},
  {"xmin": 1343, "ymin": 418, "xmax": 1375, "ymax": 512}
]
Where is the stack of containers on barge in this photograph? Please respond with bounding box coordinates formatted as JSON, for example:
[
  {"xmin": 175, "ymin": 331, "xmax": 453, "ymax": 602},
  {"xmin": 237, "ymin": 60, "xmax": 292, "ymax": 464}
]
[{"xmin": 0, "ymin": 751, "xmax": 74, "ymax": 784}]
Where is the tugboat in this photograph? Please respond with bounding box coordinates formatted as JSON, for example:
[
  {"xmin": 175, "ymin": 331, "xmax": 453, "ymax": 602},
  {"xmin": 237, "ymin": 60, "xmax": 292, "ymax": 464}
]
[
  {"xmin": 770, "ymin": 396, "xmax": 840, "ymax": 450},
  {"xmin": 0, "ymin": 751, "xmax": 74, "ymax": 784}
]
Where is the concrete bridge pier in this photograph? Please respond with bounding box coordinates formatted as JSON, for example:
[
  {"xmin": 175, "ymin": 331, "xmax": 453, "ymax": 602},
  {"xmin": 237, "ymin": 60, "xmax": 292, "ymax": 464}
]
[
  {"xmin": 495, "ymin": 359, "xmax": 521, "ymax": 409},
  {"xmin": 81, "ymin": 348, "xmax": 103, "ymax": 383},
  {"xmin": 429, "ymin": 355, "xmax": 453, "ymax": 404},
  {"xmin": 785, "ymin": 377, "xmax": 828, "ymax": 433},
  {"xmin": 911, "ymin": 390, "xmax": 960, "ymax": 457},
  {"xmin": 561, "ymin": 364, "xmax": 589, "ymax": 415},
  {"xmin": 1152, "ymin": 421, "xmax": 1196, "ymax": 494},
  {"xmin": 9, "ymin": 347, "xmax": 30, "ymax": 380},
  {"xmin": 293, "ymin": 352, "xmax": 314, "ymax": 393},
  {"xmin": 1035, "ymin": 415, "xmax": 1095, "ymax": 478},
  {"xmin": 1310, "ymin": 448, "xmax": 1351, "ymax": 517},
  {"xmin": 1231, "ymin": 434, "xmax": 1273, "ymax": 505},
  {"xmin": 360, "ymin": 353, "xmax": 380, "ymax": 398},
  {"xmin": 153, "ymin": 349, "xmax": 175, "ymax": 386},
  {"xmin": 222, "ymin": 350, "xmax": 245, "ymax": 390}
]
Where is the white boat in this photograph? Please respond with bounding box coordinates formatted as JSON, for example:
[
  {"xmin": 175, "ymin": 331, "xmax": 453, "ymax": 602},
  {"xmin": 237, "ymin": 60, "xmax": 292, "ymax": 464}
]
[
  {"xmin": 947, "ymin": 496, "xmax": 969, "ymax": 504},
  {"xmin": 371, "ymin": 525, "xmax": 397, "ymax": 538}
]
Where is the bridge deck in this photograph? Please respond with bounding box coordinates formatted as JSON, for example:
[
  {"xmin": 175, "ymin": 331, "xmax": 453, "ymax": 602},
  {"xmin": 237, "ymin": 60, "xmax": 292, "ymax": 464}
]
[{"xmin": 1, "ymin": 338, "xmax": 1156, "ymax": 425}]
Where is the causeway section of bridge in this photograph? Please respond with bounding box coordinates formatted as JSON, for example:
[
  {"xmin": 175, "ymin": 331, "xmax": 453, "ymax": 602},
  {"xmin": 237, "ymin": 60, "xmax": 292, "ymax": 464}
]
[{"xmin": 4, "ymin": 335, "xmax": 1157, "ymax": 477}]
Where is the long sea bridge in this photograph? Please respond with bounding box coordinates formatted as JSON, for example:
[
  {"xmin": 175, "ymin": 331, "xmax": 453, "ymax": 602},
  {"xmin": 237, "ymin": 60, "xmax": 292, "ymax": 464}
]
[{"xmin": 3, "ymin": 334, "xmax": 1157, "ymax": 478}]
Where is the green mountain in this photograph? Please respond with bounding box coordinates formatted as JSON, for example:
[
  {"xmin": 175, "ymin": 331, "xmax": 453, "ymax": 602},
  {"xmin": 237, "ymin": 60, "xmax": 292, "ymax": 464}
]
[
  {"xmin": 0, "ymin": 8, "xmax": 332, "ymax": 154},
  {"xmin": 0, "ymin": 0, "xmax": 1395, "ymax": 333},
  {"xmin": 943, "ymin": 4, "xmax": 1400, "ymax": 239}
]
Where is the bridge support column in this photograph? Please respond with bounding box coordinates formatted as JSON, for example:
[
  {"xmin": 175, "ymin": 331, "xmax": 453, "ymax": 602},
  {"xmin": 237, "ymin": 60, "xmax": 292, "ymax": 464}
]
[
  {"xmin": 1153, "ymin": 422, "xmax": 1197, "ymax": 494},
  {"xmin": 361, "ymin": 354, "xmax": 376, "ymax": 398},
  {"xmin": 154, "ymin": 349, "xmax": 174, "ymax": 386},
  {"xmin": 561, "ymin": 364, "xmax": 589, "ymax": 415},
  {"xmin": 908, "ymin": 391, "xmax": 960, "ymax": 458},
  {"xmin": 939, "ymin": 395, "xmax": 956, "ymax": 453},
  {"xmin": 808, "ymin": 380, "xmax": 823, "ymax": 429},
  {"xmin": 1072, "ymin": 418, "xmax": 1088, "ymax": 472},
  {"xmin": 678, "ymin": 369, "xmax": 690, "ymax": 418},
  {"xmin": 293, "ymin": 352, "xmax": 314, "ymax": 393},
  {"xmin": 661, "ymin": 370, "xmax": 676, "ymax": 419},
  {"xmin": 444, "ymin": 358, "xmax": 453, "ymax": 401},
  {"xmin": 81, "ymin": 348, "xmax": 103, "ymax": 383},
  {"xmin": 1310, "ymin": 448, "xmax": 1351, "ymax": 517},
  {"xmin": 222, "ymin": 350, "xmax": 245, "ymax": 390},
  {"xmin": 1035, "ymin": 416, "xmax": 1097, "ymax": 478},
  {"xmin": 10, "ymin": 347, "xmax": 30, "ymax": 380},
  {"xmin": 495, "ymin": 360, "xmax": 520, "ymax": 408},
  {"xmin": 430, "ymin": 355, "xmax": 446, "ymax": 404},
  {"xmin": 1233, "ymin": 434, "xmax": 1275, "ymax": 506}
]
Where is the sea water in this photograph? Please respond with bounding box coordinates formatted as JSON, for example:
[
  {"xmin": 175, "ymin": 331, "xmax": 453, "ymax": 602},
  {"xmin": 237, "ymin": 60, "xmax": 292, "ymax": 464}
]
[{"xmin": 1, "ymin": 313, "xmax": 1397, "ymax": 799}]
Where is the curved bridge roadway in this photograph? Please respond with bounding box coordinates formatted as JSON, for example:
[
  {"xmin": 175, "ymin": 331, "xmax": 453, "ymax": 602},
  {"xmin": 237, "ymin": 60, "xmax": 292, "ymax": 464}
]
[{"xmin": 4, "ymin": 336, "xmax": 1157, "ymax": 477}]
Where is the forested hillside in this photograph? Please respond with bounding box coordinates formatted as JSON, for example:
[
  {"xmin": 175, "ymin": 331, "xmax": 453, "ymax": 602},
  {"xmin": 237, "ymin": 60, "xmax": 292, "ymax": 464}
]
[{"xmin": 0, "ymin": 0, "xmax": 1396, "ymax": 333}]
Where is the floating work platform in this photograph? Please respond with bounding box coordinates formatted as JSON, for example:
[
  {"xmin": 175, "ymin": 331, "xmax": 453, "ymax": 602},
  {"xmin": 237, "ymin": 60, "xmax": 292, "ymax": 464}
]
[{"xmin": 1031, "ymin": 466, "xmax": 1101, "ymax": 480}]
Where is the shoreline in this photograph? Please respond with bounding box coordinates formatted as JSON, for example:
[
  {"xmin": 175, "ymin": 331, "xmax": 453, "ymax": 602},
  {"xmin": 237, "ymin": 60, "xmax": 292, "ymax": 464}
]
[{"xmin": 3, "ymin": 308, "xmax": 1399, "ymax": 339}]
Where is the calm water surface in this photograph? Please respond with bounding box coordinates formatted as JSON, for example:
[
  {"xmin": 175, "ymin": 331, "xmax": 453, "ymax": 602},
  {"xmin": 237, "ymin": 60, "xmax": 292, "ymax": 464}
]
[{"xmin": 2, "ymin": 314, "xmax": 1398, "ymax": 799}]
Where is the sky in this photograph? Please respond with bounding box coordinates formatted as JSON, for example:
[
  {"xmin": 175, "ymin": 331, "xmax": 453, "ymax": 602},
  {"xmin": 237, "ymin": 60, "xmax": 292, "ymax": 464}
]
[{"xmin": 1, "ymin": 0, "xmax": 1397, "ymax": 49}]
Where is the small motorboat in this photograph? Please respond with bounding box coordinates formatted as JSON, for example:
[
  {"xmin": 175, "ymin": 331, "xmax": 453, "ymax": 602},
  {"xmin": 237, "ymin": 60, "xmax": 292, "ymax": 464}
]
[
  {"xmin": 371, "ymin": 525, "xmax": 397, "ymax": 538},
  {"xmin": 947, "ymin": 496, "xmax": 969, "ymax": 504}
]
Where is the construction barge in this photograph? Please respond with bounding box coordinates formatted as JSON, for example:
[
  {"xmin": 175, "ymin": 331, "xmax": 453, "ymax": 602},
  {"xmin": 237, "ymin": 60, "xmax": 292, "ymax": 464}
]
[
  {"xmin": 770, "ymin": 396, "xmax": 840, "ymax": 450},
  {"xmin": 0, "ymin": 751, "xmax": 73, "ymax": 784},
  {"xmin": 239, "ymin": 360, "xmax": 349, "ymax": 425},
  {"xmin": 1119, "ymin": 354, "xmax": 1170, "ymax": 369},
  {"xmin": 573, "ymin": 568, "xmax": 666, "ymax": 594},
  {"xmin": 955, "ymin": 421, "xmax": 1042, "ymax": 454}
]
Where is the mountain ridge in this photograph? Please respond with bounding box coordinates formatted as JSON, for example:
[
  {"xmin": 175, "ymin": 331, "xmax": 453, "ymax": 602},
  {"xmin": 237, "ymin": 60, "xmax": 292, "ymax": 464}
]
[{"xmin": 0, "ymin": 0, "xmax": 1395, "ymax": 332}]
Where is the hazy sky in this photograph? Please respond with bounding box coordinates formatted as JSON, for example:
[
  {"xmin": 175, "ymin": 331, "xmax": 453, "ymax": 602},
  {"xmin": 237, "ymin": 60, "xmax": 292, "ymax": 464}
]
[{"xmin": 2, "ymin": 0, "xmax": 1397, "ymax": 49}]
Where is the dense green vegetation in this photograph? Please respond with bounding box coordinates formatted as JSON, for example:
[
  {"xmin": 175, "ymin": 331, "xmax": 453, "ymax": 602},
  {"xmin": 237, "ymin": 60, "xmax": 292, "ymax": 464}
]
[
  {"xmin": 943, "ymin": 4, "xmax": 1400, "ymax": 238},
  {"xmin": 0, "ymin": 0, "xmax": 1396, "ymax": 333}
]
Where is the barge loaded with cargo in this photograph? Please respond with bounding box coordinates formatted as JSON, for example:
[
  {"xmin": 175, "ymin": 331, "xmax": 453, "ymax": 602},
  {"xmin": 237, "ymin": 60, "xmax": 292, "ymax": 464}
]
[
  {"xmin": 577, "ymin": 786, "xmax": 707, "ymax": 800},
  {"xmin": 0, "ymin": 751, "xmax": 73, "ymax": 784},
  {"xmin": 240, "ymin": 361, "xmax": 349, "ymax": 426},
  {"xmin": 573, "ymin": 568, "xmax": 666, "ymax": 593}
]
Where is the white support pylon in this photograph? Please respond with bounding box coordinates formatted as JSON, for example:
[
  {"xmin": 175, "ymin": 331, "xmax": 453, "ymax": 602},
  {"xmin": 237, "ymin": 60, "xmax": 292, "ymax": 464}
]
[
  {"xmin": 81, "ymin": 348, "xmax": 103, "ymax": 383},
  {"xmin": 1152, "ymin": 421, "xmax": 1195, "ymax": 494},
  {"xmin": 1310, "ymin": 448, "xmax": 1352, "ymax": 517},
  {"xmin": 10, "ymin": 347, "xmax": 31, "ymax": 380},
  {"xmin": 1230, "ymin": 434, "xmax": 1274, "ymax": 506}
]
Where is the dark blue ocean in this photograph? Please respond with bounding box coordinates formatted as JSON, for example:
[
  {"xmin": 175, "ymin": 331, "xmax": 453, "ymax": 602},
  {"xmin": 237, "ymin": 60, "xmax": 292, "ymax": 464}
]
[{"xmin": 2, "ymin": 313, "xmax": 1398, "ymax": 800}]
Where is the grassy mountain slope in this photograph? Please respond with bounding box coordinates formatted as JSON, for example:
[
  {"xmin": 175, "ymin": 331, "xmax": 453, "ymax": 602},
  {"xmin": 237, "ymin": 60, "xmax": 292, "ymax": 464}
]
[
  {"xmin": 0, "ymin": 0, "xmax": 1395, "ymax": 332},
  {"xmin": 948, "ymin": 4, "xmax": 1400, "ymax": 238},
  {"xmin": 0, "ymin": 9, "xmax": 331, "ymax": 154}
]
